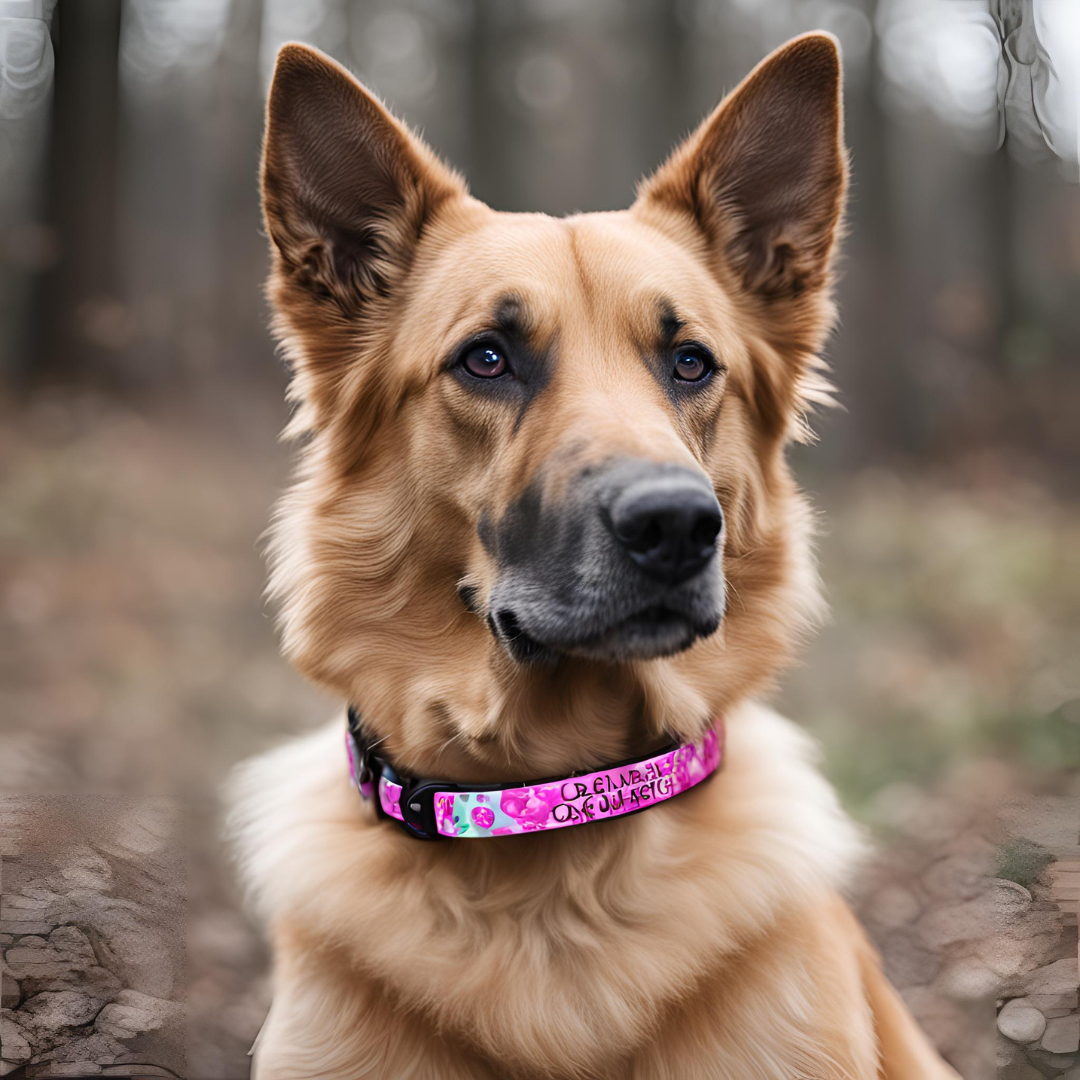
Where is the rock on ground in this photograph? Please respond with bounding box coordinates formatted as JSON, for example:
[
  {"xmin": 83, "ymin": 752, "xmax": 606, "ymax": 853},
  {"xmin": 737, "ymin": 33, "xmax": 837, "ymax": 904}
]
[
  {"xmin": 94, "ymin": 990, "xmax": 182, "ymax": 1040},
  {"xmin": 1026, "ymin": 958, "xmax": 1080, "ymax": 997},
  {"xmin": 5, "ymin": 926, "xmax": 121, "ymax": 1004},
  {"xmin": 1042, "ymin": 1014, "xmax": 1080, "ymax": 1054},
  {"xmin": 20, "ymin": 990, "xmax": 101, "ymax": 1030},
  {"xmin": 1, "ymin": 835, "xmax": 185, "ymax": 1078},
  {"xmin": 0, "ymin": 1010, "xmax": 33, "ymax": 1064},
  {"xmin": 998, "ymin": 997, "xmax": 1047, "ymax": 1043},
  {"xmin": 28, "ymin": 1032, "xmax": 128, "ymax": 1065}
]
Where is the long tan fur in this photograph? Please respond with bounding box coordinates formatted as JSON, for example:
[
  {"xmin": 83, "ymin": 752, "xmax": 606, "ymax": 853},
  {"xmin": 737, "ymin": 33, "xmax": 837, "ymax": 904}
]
[{"xmin": 231, "ymin": 33, "xmax": 961, "ymax": 1079}]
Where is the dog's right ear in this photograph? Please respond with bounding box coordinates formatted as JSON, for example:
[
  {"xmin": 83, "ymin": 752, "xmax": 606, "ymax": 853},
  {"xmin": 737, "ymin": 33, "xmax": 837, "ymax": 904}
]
[{"xmin": 262, "ymin": 44, "xmax": 464, "ymax": 313}]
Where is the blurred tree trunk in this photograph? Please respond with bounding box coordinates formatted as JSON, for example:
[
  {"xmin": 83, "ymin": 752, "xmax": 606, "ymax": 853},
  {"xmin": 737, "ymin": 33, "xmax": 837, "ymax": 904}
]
[
  {"xmin": 642, "ymin": 0, "xmax": 686, "ymax": 171},
  {"xmin": 30, "ymin": 0, "xmax": 122, "ymax": 385},
  {"xmin": 0, "ymin": 0, "xmax": 56, "ymax": 381},
  {"xmin": 212, "ymin": 0, "xmax": 267, "ymax": 386},
  {"xmin": 847, "ymin": 24, "xmax": 909, "ymax": 457},
  {"xmin": 465, "ymin": 0, "xmax": 508, "ymax": 210}
]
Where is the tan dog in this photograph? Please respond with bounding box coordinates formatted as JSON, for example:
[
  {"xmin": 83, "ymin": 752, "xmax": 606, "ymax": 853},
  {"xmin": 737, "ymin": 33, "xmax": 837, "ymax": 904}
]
[{"xmin": 231, "ymin": 33, "xmax": 960, "ymax": 1079}]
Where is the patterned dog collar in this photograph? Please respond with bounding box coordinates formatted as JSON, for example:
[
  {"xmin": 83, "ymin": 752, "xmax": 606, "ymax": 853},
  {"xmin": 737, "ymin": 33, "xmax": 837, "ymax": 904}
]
[{"xmin": 346, "ymin": 706, "xmax": 723, "ymax": 840}]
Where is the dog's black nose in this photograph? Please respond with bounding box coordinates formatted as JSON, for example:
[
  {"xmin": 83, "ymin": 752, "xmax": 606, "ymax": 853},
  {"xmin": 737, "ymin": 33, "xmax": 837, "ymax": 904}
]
[{"xmin": 610, "ymin": 470, "xmax": 722, "ymax": 585}]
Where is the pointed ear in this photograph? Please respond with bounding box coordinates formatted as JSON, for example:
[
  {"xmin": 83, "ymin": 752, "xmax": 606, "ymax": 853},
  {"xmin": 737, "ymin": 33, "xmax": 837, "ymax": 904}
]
[
  {"xmin": 637, "ymin": 33, "xmax": 846, "ymax": 325},
  {"xmin": 261, "ymin": 44, "xmax": 465, "ymax": 313}
]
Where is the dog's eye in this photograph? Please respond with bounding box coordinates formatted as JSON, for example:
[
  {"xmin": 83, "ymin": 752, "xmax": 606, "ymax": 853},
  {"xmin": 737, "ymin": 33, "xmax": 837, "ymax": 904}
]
[
  {"xmin": 463, "ymin": 344, "xmax": 508, "ymax": 379},
  {"xmin": 672, "ymin": 346, "xmax": 713, "ymax": 383}
]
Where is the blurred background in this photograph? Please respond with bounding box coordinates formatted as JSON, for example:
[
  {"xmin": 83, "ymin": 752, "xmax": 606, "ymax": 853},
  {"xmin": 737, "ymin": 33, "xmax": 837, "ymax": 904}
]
[{"xmin": 0, "ymin": 1, "xmax": 1077, "ymax": 1078}]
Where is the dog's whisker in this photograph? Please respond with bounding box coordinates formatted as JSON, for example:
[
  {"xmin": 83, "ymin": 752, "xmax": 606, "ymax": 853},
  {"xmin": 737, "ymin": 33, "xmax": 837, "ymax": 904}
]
[
  {"xmin": 364, "ymin": 732, "xmax": 390, "ymax": 753},
  {"xmin": 434, "ymin": 727, "xmax": 471, "ymax": 759},
  {"xmin": 724, "ymin": 579, "xmax": 747, "ymax": 614}
]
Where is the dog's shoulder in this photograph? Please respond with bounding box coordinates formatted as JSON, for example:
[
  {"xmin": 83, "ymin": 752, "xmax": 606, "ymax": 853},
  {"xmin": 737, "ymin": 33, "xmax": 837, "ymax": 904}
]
[
  {"xmin": 226, "ymin": 718, "xmax": 363, "ymax": 924},
  {"xmin": 657, "ymin": 698, "xmax": 868, "ymax": 947}
]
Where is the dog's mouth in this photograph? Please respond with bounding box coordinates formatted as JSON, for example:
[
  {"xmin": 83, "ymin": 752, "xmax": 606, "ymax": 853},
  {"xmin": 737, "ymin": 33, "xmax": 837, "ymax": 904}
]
[
  {"xmin": 489, "ymin": 608, "xmax": 551, "ymax": 663},
  {"xmin": 489, "ymin": 603, "xmax": 720, "ymax": 664}
]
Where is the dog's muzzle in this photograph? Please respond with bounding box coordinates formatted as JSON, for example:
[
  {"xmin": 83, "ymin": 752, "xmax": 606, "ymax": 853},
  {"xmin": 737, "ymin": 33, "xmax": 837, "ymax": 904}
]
[{"xmin": 482, "ymin": 458, "xmax": 726, "ymax": 663}]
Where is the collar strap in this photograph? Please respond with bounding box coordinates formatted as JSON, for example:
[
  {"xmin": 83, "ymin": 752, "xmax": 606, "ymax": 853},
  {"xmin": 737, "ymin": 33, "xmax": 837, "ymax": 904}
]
[{"xmin": 346, "ymin": 706, "xmax": 723, "ymax": 840}]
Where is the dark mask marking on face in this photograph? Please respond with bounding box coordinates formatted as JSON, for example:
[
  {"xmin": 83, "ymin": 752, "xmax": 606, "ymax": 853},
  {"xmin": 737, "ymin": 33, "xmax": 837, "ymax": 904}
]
[
  {"xmin": 658, "ymin": 300, "xmax": 685, "ymax": 347},
  {"xmin": 634, "ymin": 298, "xmax": 724, "ymax": 421},
  {"xmin": 447, "ymin": 294, "xmax": 557, "ymax": 423},
  {"xmin": 478, "ymin": 510, "xmax": 496, "ymax": 556}
]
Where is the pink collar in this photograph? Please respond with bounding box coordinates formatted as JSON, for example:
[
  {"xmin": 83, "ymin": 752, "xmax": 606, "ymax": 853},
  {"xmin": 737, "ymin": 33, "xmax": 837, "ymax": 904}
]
[{"xmin": 346, "ymin": 707, "xmax": 723, "ymax": 840}]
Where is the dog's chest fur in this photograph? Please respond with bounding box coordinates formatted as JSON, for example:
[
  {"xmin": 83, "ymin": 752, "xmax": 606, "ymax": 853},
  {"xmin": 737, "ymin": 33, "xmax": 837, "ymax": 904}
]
[{"xmin": 231, "ymin": 701, "xmax": 870, "ymax": 1077}]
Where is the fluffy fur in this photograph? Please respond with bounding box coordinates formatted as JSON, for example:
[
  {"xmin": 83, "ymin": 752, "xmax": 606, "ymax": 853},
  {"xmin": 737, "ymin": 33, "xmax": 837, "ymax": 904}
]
[{"xmin": 231, "ymin": 33, "xmax": 960, "ymax": 1079}]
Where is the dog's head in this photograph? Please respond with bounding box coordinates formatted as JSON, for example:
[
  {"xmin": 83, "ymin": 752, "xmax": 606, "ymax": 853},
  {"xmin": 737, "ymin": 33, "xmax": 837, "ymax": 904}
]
[{"xmin": 262, "ymin": 35, "xmax": 846, "ymax": 777}]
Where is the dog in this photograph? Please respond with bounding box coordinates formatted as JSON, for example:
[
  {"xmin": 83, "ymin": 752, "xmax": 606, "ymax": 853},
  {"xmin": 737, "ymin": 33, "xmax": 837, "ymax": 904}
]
[{"xmin": 230, "ymin": 32, "xmax": 961, "ymax": 1079}]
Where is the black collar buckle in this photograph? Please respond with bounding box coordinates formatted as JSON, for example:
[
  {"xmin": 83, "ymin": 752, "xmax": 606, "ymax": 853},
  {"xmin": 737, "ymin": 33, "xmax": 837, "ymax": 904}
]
[{"xmin": 348, "ymin": 706, "xmax": 441, "ymax": 840}]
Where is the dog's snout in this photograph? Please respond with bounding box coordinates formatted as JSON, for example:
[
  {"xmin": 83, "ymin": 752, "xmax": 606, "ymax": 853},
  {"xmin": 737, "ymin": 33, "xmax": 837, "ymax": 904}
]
[{"xmin": 610, "ymin": 470, "xmax": 722, "ymax": 586}]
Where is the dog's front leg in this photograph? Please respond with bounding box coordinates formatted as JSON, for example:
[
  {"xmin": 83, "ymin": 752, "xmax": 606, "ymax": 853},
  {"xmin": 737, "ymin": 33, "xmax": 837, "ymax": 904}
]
[{"xmin": 251, "ymin": 920, "xmax": 497, "ymax": 1080}]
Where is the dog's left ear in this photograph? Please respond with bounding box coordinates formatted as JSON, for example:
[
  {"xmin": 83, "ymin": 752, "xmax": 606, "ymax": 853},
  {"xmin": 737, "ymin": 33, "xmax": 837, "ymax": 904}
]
[{"xmin": 636, "ymin": 33, "xmax": 846, "ymax": 347}]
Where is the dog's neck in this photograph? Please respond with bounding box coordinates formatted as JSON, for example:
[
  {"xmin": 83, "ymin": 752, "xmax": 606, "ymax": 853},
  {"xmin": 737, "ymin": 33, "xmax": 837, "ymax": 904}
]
[{"xmin": 351, "ymin": 655, "xmax": 720, "ymax": 790}]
